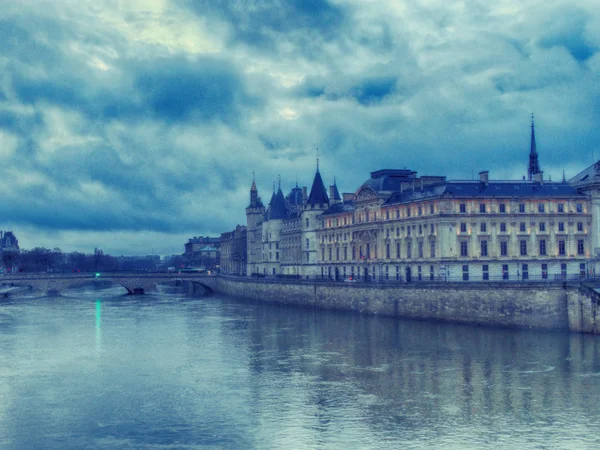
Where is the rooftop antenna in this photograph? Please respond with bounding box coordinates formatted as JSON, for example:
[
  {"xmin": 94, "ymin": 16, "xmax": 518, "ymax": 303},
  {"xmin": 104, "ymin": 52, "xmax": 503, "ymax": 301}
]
[{"xmin": 278, "ymin": 174, "xmax": 281, "ymax": 190}]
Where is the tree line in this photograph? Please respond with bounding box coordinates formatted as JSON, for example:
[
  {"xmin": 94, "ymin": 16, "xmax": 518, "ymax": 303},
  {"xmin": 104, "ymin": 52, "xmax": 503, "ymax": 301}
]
[{"xmin": 2, "ymin": 248, "xmax": 122, "ymax": 273}]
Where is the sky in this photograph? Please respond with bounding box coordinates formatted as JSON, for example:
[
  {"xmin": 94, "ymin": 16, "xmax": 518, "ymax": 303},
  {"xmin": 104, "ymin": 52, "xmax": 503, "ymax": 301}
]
[{"xmin": 1, "ymin": 0, "xmax": 599, "ymax": 256}]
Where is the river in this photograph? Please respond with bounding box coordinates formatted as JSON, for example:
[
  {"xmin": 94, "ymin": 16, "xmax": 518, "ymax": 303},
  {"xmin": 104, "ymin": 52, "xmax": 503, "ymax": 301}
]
[{"xmin": 1, "ymin": 286, "xmax": 599, "ymax": 449}]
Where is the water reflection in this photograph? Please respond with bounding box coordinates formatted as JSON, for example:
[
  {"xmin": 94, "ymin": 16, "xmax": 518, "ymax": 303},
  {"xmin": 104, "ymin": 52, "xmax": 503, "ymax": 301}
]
[
  {"xmin": 95, "ymin": 299, "xmax": 101, "ymax": 350},
  {"xmin": 0, "ymin": 292, "xmax": 599, "ymax": 449}
]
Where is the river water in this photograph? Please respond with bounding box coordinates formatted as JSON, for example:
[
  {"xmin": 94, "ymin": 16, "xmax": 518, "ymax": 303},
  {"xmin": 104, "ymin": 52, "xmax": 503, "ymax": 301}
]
[{"xmin": 1, "ymin": 286, "xmax": 600, "ymax": 449}]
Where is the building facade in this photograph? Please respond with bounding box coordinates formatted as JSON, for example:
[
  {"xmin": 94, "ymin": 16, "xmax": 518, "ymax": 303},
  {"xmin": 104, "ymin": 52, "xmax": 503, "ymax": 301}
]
[
  {"xmin": 220, "ymin": 225, "xmax": 247, "ymax": 275},
  {"xmin": 243, "ymin": 122, "xmax": 599, "ymax": 281}
]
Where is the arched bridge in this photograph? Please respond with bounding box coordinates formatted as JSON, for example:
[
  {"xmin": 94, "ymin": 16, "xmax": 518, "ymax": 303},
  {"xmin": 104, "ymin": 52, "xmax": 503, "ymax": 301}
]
[{"xmin": 0, "ymin": 272, "xmax": 218, "ymax": 296}]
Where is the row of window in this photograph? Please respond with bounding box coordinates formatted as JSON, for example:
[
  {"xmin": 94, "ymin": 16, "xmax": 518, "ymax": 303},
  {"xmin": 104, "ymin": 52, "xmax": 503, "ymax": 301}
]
[
  {"xmin": 318, "ymin": 263, "xmax": 586, "ymax": 281},
  {"xmin": 459, "ymin": 239, "xmax": 585, "ymax": 257},
  {"xmin": 322, "ymin": 202, "xmax": 586, "ymax": 229},
  {"xmin": 460, "ymin": 221, "xmax": 585, "ymax": 233},
  {"xmin": 317, "ymin": 238, "xmax": 587, "ymax": 262}
]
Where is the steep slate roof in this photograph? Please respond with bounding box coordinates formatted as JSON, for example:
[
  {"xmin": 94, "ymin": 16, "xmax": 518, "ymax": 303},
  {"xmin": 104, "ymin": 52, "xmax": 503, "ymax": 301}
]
[
  {"xmin": 307, "ymin": 170, "xmax": 330, "ymax": 205},
  {"xmin": 330, "ymin": 182, "xmax": 342, "ymax": 201},
  {"xmin": 269, "ymin": 188, "xmax": 288, "ymax": 219},
  {"xmin": 320, "ymin": 200, "xmax": 355, "ymax": 216},
  {"xmin": 360, "ymin": 169, "xmax": 417, "ymax": 193},
  {"xmin": 383, "ymin": 180, "xmax": 586, "ymax": 206},
  {"xmin": 568, "ymin": 161, "xmax": 600, "ymax": 187}
]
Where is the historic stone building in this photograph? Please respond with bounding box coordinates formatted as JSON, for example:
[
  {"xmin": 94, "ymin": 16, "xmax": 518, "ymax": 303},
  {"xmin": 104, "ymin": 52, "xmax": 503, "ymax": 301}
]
[
  {"xmin": 245, "ymin": 165, "xmax": 337, "ymax": 277},
  {"xmin": 220, "ymin": 225, "xmax": 247, "ymax": 276},
  {"xmin": 245, "ymin": 120, "xmax": 598, "ymax": 281}
]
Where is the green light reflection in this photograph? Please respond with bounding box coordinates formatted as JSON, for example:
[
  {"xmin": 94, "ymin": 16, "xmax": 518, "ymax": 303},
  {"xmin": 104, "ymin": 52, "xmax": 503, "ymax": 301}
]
[{"xmin": 96, "ymin": 298, "xmax": 101, "ymax": 349}]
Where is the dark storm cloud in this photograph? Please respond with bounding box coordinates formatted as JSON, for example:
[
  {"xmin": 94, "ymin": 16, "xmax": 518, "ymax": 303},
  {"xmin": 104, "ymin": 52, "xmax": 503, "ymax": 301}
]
[
  {"xmin": 1, "ymin": 0, "xmax": 600, "ymax": 253},
  {"xmin": 134, "ymin": 56, "xmax": 261, "ymax": 124},
  {"xmin": 182, "ymin": 0, "xmax": 346, "ymax": 49}
]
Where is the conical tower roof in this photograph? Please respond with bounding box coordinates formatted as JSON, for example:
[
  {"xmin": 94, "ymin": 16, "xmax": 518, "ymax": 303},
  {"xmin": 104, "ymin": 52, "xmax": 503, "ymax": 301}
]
[
  {"xmin": 270, "ymin": 188, "xmax": 288, "ymax": 219},
  {"xmin": 307, "ymin": 169, "xmax": 330, "ymax": 205}
]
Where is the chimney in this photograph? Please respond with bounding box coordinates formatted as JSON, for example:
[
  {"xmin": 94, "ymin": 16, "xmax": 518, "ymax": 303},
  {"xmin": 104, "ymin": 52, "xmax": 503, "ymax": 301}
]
[
  {"xmin": 479, "ymin": 171, "xmax": 489, "ymax": 186},
  {"xmin": 329, "ymin": 185, "xmax": 335, "ymax": 200},
  {"xmin": 533, "ymin": 172, "xmax": 544, "ymax": 183},
  {"xmin": 302, "ymin": 187, "xmax": 307, "ymax": 204}
]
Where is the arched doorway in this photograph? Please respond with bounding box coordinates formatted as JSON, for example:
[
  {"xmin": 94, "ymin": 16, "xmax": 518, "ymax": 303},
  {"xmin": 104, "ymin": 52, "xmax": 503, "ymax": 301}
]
[{"xmin": 405, "ymin": 267, "xmax": 412, "ymax": 282}]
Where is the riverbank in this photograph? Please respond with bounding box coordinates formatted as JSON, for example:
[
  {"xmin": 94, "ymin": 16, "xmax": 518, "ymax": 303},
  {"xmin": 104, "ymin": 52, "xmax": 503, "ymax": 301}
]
[{"xmin": 214, "ymin": 276, "xmax": 599, "ymax": 334}]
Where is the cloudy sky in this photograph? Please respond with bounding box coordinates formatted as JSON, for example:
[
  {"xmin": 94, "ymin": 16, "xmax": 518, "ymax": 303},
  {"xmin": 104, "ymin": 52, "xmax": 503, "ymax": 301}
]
[{"xmin": 1, "ymin": 0, "xmax": 599, "ymax": 256}]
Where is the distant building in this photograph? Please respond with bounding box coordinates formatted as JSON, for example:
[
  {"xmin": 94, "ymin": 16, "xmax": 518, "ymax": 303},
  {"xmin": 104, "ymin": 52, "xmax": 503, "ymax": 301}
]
[
  {"xmin": 183, "ymin": 236, "xmax": 220, "ymax": 269},
  {"xmin": 0, "ymin": 231, "xmax": 19, "ymax": 253},
  {"xmin": 220, "ymin": 225, "xmax": 247, "ymax": 275}
]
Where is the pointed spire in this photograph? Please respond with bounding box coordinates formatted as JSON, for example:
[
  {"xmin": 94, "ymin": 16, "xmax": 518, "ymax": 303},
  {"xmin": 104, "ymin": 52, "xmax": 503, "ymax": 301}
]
[
  {"xmin": 316, "ymin": 146, "xmax": 320, "ymax": 172},
  {"xmin": 250, "ymin": 170, "xmax": 257, "ymax": 191},
  {"xmin": 562, "ymin": 169, "xmax": 567, "ymax": 183},
  {"xmin": 278, "ymin": 174, "xmax": 281, "ymax": 191},
  {"xmin": 528, "ymin": 113, "xmax": 540, "ymax": 180}
]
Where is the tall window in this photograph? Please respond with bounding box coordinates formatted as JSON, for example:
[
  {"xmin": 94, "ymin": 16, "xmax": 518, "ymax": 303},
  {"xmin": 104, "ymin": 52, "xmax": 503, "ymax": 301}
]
[
  {"xmin": 460, "ymin": 241, "xmax": 468, "ymax": 257},
  {"xmin": 418, "ymin": 225, "xmax": 422, "ymax": 235},
  {"xmin": 430, "ymin": 241, "xmax": 436, "ymax": 258},
  {"xmin": 558, "ymin": 240, "xmax": 566, "ymax": 256},
  {"xmin": 366, "ymin": 243, "xmax": 370, "ymax": 259},
  {"xmin": 407, "ymin": 243, "xmax": 412, "ymax": 259},
  {"xmin": 500, "ymin": 241, "xmax": 508, "ymax": 256},
  {"xmin": 520, "ymin": 240, "xmax": 527, "ymax": 256},
  {"xmin": 418, "ymin": 241, "xmax": 424, "ymax": 258},
  {"xmin": 328, "ymin": 248, "xmax": 332, "ymax": 261},
  {"xmin": 539, "ymin": 222, "xmax": 546, "ymax": 232},
  {"xmin": 306, "ymin": 238, "xmax": 309, "ymax": 249},
  {"xmin": 480, "ymin": 240, "xmax": 488, "ymax": 257},
  {"xmin": 558, "ymin": 222, "xmax": 565, "ymax": 232},
  {"xmin": 538, "ymin": 203, "xmax": 545, "ymax": 213},
  {"xmin": 577, "ymin": 222, "xmax": 584, "ymax": 232},
  {"xmin": 430, "ymin": 204, "xmax": 434, "ymax": 214},
  {"xmin": 500, "ymin": 222, "xmax": 507, "ymax": 232},
  {"xmin": 480, "ymin": 222, "xmax": 487, "ymax": 233},
  {"xmin": 542, "ymin": 263, "xmax": 548, "ymax": 279},
  {"xmin": 577, "ymin": 203, "xmax": 583, "ymax": 213},
  {"xmin": 344, "ymin": 247, "xmax": 347, "ymax": 260},
  {"xmin": 386, "ymin": 210, "xmax": 390, "ymax": 220},
  {"xmin": 539, "ymin": 239, "xmax": 547, "ymax": 256},
  {"xmin": 396, "ymin": 243, "xmax": 401, "ymax": 259},
  {"xmin": 396, "ymin": 209, "xmax": 400, "ymax": 219},
  {"xmin": 520, "ymin": 222, "xmax": 526, "ymax": 232},
  {"xmin": 522, "ymin": 264, "xmax": 529, "ymax": 280},
  {"xmin": 336, "ymin": 248, "xmax": 340, "ymax": 260},
  {"xmin": 460, "ymin": 222, "xmax": 467, "ymax": 232},
  {"xmin": 480, "ymin": 203, "xmax": 486, "ymax": 213},
  {"xmin": 462, "ymin": 265, "xmax": 469, "ymax": 281},
  {"xmin": 418, "ymin": 206, "xmax": 422, "ymax": 216},
  {"xmin": 502, "ymin": 264, "xmax": 509, "ymax": 280},
  {"xmin": 482, "ymin": 264, "xmax": 489, "ymax": 280},
  {"xmin": 407, "ymin": 207, "xmax": 411, "ymax": 217},
  {"xmin": 578, "ymin": 240, "xmax": 585, "ymax": 255},
  {"xmin": 519, "ymin": 203, "xmax": 526, "ymax": 213},
  {"xmin": 558, "ymin": 203, "xmax": 564, "ymax": 213},
  {"xmin": 386, "ymin": 244, "xmax": 390, "ymax": 259},
  {"xmin": 407, "ymin": 227, "xmax": 411, "ymax": 237},
  {"xmin": 499, "ymin": 203, "xmax": 506, "ymax": 213},
  {"xmin": 430, "ymin": 224, "xmax": 435, "ymax": 234},
  {"xmin": 460, "ymin": 203, "xmax": 466, "ymax": 213}
]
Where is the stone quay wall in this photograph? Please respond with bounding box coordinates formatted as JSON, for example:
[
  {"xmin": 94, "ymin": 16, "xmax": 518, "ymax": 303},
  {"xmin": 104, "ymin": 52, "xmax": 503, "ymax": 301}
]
[{"xmin": 215, "ymin": 277, "xmax": 579, "ymax": 331}]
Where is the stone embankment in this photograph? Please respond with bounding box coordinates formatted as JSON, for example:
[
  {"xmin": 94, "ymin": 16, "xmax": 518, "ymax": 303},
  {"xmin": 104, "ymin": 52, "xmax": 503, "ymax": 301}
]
[{"xmin": 214, "ymin": 276, "xmax": 600, "ymax": 334}]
